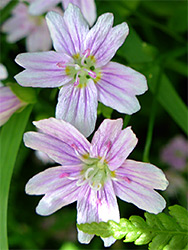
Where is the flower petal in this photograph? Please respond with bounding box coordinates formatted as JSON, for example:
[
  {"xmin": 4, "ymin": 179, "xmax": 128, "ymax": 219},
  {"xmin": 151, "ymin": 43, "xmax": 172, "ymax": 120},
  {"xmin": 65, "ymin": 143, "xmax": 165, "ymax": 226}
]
[
  {"xmin": 15, "ymin": 51, "xmax": 72, "ymax": 87},
  {"xmin": 94, "ymin": 23, "xmax": 129, "ymax": 67},
  {"xmin": 90, "ymin": 118, "xmax": 123, "ymax": 157},
  {"xmin": 26, "ymin": 22, "xmax": 52, "ymax": 52},
  {"xmin": 62, "ymin": 0, "xmax": 97, "ymax": 26},
  {"xmin": 97, "ymin": 62, "xmax": 147, "ymax": 114},
  {"xmin": 84, "ymin": 13, "xmax": 113, "ymax": 56},
  {"xmin": 26, "ymin": 165, "xmax": 82, "ymax": 195},
  {"xmin": 56, "ymin": 79, "xmax": 98, "ymax": 137},
  {"xmin": 29, "ymin": 0, "xmax": 60, "ymax": 15},
  {"xmin": 114, "ymin": 160, "xmax": 168, "ymax": 214},
  {"xmin": 77, "ymin": 180, "xmax": 119, "ymax": 247},
  {"xmin": 90, "ymin": 119, "xmax": 137, "ymax": 170},
  {"xmin": 33, "ymin": 117, "xmax": 91, "ymax": 155},
  {"xmin": 0, "ymin": 64, "xmax": 8, "ymax": 80},
  {"xmin": 0, "ymin": 86, "xmax": 24, "ymax": 126},
  {"xmin": 24, "ymin": 131, "xmax": 80, "ymax": 165},
  {"xmin": 36, "ymin": 178, "xmax": 80, "ymax": 216},
  {"xmin": 46, "ymin": 5, "xmax": 89, "ymax": 56}
]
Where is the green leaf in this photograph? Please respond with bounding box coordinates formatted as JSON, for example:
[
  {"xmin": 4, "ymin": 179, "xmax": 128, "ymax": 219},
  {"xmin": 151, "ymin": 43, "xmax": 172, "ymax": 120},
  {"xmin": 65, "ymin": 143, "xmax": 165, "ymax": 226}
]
[
  {"xmin": 0, "ymin": 105, "xmax": 33, "ymax": 250},
  {"xmin": 0, "ymin": 0, "xmax": 18, "ymax": 25},
  {"xmin": 118, "ymin": 28, "xmax": 158, "ymax": 63},
  {"xmin": 118, "ymin": 27, "xmax": 188, "ymax": 134},
  {"xmin": 146, "ymin": 66, "xmax": 188, "ymax": 135},
  {"xmin": 97, "ymin": 102, "xmax": 113, "ymax": 118},
  {"xmin": 77, "ymin": 205, "xmax": 188, "ymax": 249},
  {"xmin": 9, "ymin": 83, "xmax": 37, "ymax": 104}
]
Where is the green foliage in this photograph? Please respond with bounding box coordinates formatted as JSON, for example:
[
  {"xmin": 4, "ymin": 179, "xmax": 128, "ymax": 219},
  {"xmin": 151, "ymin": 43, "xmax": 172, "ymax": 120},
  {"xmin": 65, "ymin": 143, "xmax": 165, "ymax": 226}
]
[
  {"xmin": 97, "ymin": 102, "xmax": 113, "ymax": 118},
  {"xmin": 0, "ymin": 105, "xmax": 33, "ymax": 250},
  {"xmin": 9, "ymin": 83, "xmax": 38, "ymax": 104},
  {"xmin": 77, "ymin": 205, "xmax": 188, "ymax": 249}
]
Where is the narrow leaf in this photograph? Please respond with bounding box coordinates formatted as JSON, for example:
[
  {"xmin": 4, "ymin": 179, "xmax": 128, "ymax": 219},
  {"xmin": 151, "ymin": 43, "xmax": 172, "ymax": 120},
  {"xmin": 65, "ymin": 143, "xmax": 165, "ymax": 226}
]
[{"xmin": 0, "ymin": 105, "xmax": 33, "ymax": 250}]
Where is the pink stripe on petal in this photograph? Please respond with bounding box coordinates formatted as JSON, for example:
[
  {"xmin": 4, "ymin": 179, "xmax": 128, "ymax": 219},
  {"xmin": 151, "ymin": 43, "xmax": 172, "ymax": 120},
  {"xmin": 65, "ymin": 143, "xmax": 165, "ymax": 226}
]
[
  {"xmin": 33, "ymin": 117, "xmax": 91, "ymax": 155},
  {"xmin": 24, "ymin": 131, "xmax": 80, "ymax": 165},
  {"xmin": 101, "ymin": 62, "xmax": 148, "ymax": 95},
  {"xmin": 26, "ymin": 165, "xmax": 82, "ymax": 195},
  {"xmin": 94, "ymin": 22, "xmax": 129, "ymax": 67},
  {"xmin": 46, "ymin": 7, "xmax": 88, "ymax": 56},
  {"xmin": 77, "ymin": 180, "xmax": 119, "ymax": 247},
  {"xmin": 114, "ymin": 180, "xmax": 167, "ymax": 214},
  {"xmin": 55, "ymin": 79, "xmax": 98, "ymax": 137},
  {"xmin": 90, "ymin": 119, "xmax": 123, "ymax": 158},
  {"xmin": 62, "ymin": 0, "xmax": 96, "ymax": 26},
  {"xmin": 116, "ymin": 160, "xmax": 169, "ymax": 190},
  {"xmin": 63, "ymin": 3, "xmax": 89, "ymax": 53},
  {"xmin": 36, "ymin": 179, "xmax": 80, "ymax": 215},
  {"xmin": 15, "ymin": 69, "xmax": 71, "ymax": 88},
  {"xmin": 15, "ymin": 51, "xmax": 73, "ymax": 71},
  {"xmin": 107, "ymin": 127, "xmax": 138, "ymax": 171},
  {"xmin": 84, "ymin": 13, "xmax": 113, "ymax": 56}
]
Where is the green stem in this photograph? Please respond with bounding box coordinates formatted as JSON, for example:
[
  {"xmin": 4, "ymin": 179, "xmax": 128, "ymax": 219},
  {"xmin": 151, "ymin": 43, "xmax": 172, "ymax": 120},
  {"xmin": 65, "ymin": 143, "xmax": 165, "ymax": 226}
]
[
  {"xmin": 123, "ymin": 115, "xmax": 131, "ymax": 128},
  {"xmin": 143, "ymin": 67, "xmax": 163, "ymax": 162}
]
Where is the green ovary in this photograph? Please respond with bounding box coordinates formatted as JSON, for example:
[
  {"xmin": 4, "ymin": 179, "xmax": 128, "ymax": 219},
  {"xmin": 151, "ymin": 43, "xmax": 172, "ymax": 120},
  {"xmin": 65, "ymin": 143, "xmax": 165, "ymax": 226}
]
[
  {"xmin": 65, "ymin": 53, "xmax": 101, "ymax": 88},
  {"xmin": 81, "ymin": 156, "xmax": 114, "ymax": 190}
]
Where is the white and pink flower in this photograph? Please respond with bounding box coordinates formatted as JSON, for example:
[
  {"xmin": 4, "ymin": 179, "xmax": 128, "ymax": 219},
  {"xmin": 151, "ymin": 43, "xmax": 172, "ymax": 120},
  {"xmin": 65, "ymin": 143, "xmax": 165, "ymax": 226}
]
[
  {"xmin": 24, "ymin": 118, "xmax": 168, "ymax": 247},
  {"xmin": 2, "ymin": 1, "xmax": 52, "ymax": 52},
  {"xmin": 0, "ymin": 64, "xmax": 26, "ymax": 126},
  {"xmin": 160, "ymin": 135, "xmax": 188, "ymax": 171},
  {"xmin": 15, "ymin": 4, "xmax": 147, "ymax": 137},
  {"xmin": 29, "ymin": 0, "xmax": 96, "ymax": 26}
]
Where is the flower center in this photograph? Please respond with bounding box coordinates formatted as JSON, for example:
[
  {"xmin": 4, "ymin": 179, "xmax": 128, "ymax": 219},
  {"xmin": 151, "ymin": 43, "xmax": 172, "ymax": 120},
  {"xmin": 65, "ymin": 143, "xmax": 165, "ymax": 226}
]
[
  {"xmin": 59, "ymin": 49, "xmax": 101, "ymax": 88},
  {"xmin": 78, "ymin": 155, "xmax": 114, "ymax": 190}
]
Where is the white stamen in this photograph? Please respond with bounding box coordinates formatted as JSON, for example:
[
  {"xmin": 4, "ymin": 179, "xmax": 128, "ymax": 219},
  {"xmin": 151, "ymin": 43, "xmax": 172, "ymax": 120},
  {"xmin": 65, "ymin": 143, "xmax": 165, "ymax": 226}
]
[{"xmin": 85, "ymin": 167, "xmax": 94, "ymax": 180}]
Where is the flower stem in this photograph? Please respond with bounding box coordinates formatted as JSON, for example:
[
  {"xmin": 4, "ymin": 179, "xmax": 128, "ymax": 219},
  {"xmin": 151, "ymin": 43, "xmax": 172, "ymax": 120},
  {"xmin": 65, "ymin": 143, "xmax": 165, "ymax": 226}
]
[{"xmin": 143, "ymin": 66, "xmax": 163, "ymax": 162}]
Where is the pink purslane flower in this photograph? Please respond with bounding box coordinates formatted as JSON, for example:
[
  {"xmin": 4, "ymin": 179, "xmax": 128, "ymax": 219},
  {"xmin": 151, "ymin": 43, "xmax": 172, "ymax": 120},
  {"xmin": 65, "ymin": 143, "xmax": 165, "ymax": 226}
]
[
  {"xmin": 160, "ymin": 135, "xmax": 188, "ymax": 171},
  {"xmin": 24, "ymin": 118, "xmax": 168, "ymax": 247},
  {"xmin": 0, "ymin": 64, "xmax": 26, "ymax": 126},
  {"xmin": 2, "ymin": 2, "xmax": 52, "ymax": 52},
  {"xmin": 28, "ymin": 0, "xmax": 96, "ymax": 26},
  {"xmin": 15, "ymin": 4, "xmax": 147, "ymax": 137}
]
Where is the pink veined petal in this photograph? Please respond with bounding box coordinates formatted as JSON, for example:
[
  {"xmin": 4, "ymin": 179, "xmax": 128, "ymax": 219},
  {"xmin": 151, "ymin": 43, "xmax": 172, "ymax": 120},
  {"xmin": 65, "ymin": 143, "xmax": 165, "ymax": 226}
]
[
  {"xmin": 97, "ymin": 62, "xmax": 147, "ymax": 114},
  {"xmin": 55, "ymin": 79, "xmax": 98, "ymax": 137},
  {"xmin": 23, "ymin": 131, "xmax": 81, "ymax": 165},
  {"xmin": 15, "ymin": 51, "xmax": 73, "ymax": 70},
  {"xmin": 107, "ymin": 127, "xmax": 138, "ymax": 171},
  {"xmin": 15, "ymin": 51, "xmax": 73, "ymax": 87},
  {"xmin": 33, "ymin": 117, "xmax": 91, "ymax": 155},
  {"xmin": 36, "ymin": 178, "xmax": 80, "ymax": 216},
  {"xmin": 29, "ymin": 0, "xmax": 60, "ymax": 15},
  {"xmin": 62, "ymin": 0, "xmax": 97, "ymax": 26},
  {"xmin": 46, "ymin": 6, "xmax": 89, "ymax": 56},
  {"xmin": 90, "ymin": 118, "xmax": 123, "ymax": 158},
  {"xmin": 26, "ymin": 164, "xmax": 82, "ymax": 195},
  {"xmin": 94, "ymin": 23, "xmax": 129, "ymax": 67},
  {"xmin": 26, "ymin": 21, "xmax": 52, "ymax": 52},
  {"xmin": 14, "ymin": 69, "xmax": 71, "ymax": 88},
  {"xmin": 77, "ymin": 180, "xmax": 119, "ymax": 247},
  {"xmin": 62, "ymin": 3, "xmax": 89, "ymax": 54},
  {"xmin": 0, "ymin": 86, "xmax": 24, "ymax": 126},
  {"xmin": 2, "ymin": 16, "xmax": 33, "ymax": 43},
  {"xmin": 116, "ymin": 160, "xmax": 169, "ymax": 190},
  {"xmin": 84, "ymin": 13, "xmax": 113, "ymax": 56},
  {"xmin": 114, "ymin": 160, "xmax": 169, "ymax": 214}
]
